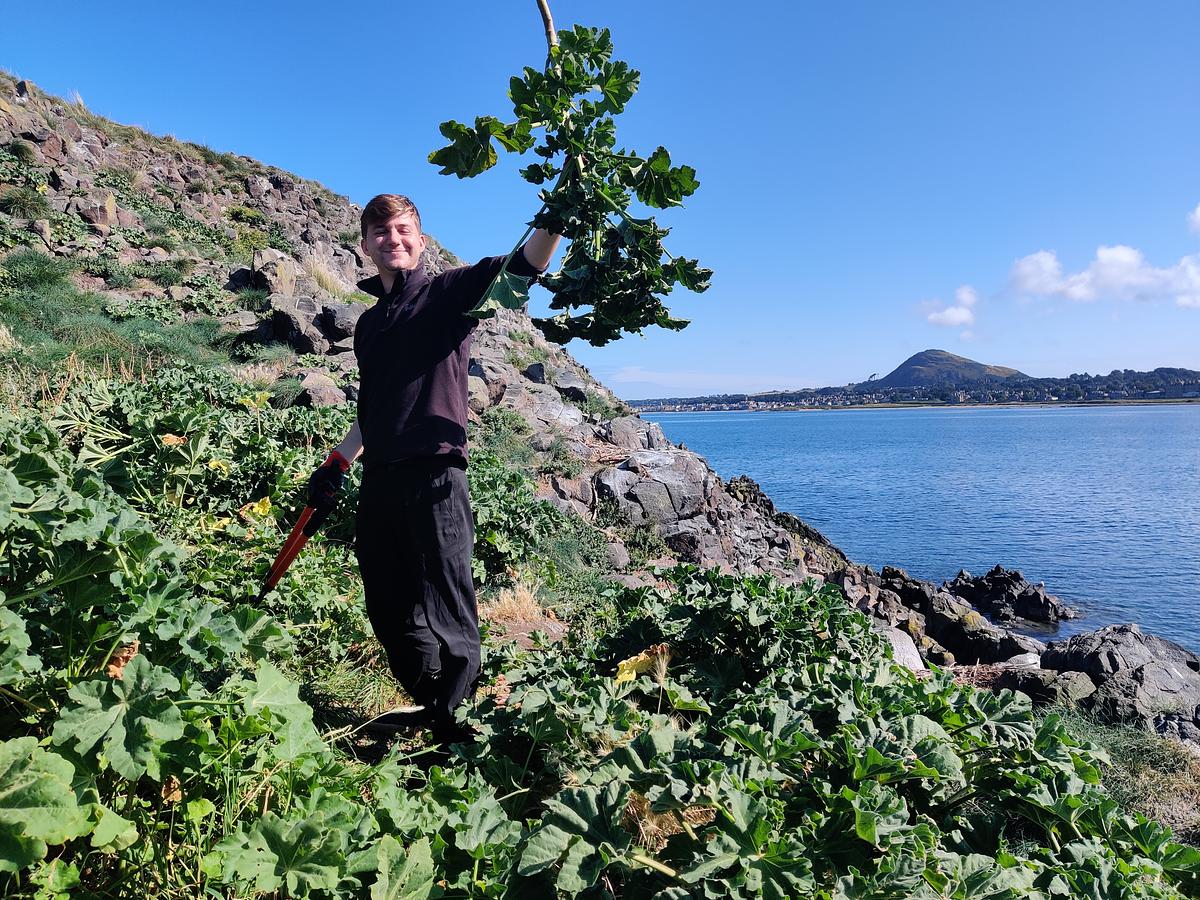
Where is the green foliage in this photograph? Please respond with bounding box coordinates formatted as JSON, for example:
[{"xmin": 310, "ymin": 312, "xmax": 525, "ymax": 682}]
[
  {"xmin": 0, "ymin": 215, "xmax": 39, "ymax": 253},
  {"xmin": 47, "ymin": 210, "xmax": 89, "ymax": 245},
  {"xmin": 429, "ymin": 25, "xmax": 711, "ymax": 346},
  {"xmin": 236, "ymin": 286, "xmax": 272, "ymax": 312},
  {"xmin": 0, "ymin": 738, "xmax": 93, "ymax": 873},
  {"xmin": 96, "ymin": 169, "xmax": 232, "ymax": 258},
  {"xmin": 0, "ymin": 307, "xmax": 1195, "ymax": 896},
  {"xmin": 624, "ymin": 521, "xmax": 669, "ymax": 565},
  {"xmin": 226, "ymin": 204, "xmax": 266, "ymax": 225},
  {"xmin": 577, "ymin": 387, "xmax": 628, "ymax": 421},
  {"xmin": 337, "ymin": 226, "xmax": 361, "ymax": 250},
  {"xmin": 469, "ymin": 450, "xmax": 563, "ymax": 584},
  {"xmin": 0, "ymin": 187, "xmax": 51, "ymax": 220},
  {"xmin": 0, "ymin": 251, "xmax": 229, "ymax": 372},
  {"xmin": 0, "ymin": 248, "xmax": 73, "ymax": 290},
  {"xmin": 538, "ymin": 431, "xmax": 583, "ymax": 478},
  {"xmin": 473, "ymin": 405, "xmax": 534, "ymax": 467},
  {"xmin": 0, "ymin": 142, "xmax": 48, "ymax": 192},
  {"xmin": 506, "ymin": 341, "xmax": 549, "ymax": 370},
  {"xmin": 4, "ymin": 140, "xmax": 37, "ymax": 166}
]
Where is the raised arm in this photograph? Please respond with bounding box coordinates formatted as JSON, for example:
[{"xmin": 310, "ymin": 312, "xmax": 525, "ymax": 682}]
[{"xmin": 522, "ymin": 228, "xmax": 562, "ymax": 271}]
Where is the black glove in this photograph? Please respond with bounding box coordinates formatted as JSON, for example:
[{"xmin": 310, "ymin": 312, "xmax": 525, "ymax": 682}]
[{"xmin": 307, "ymin": 450, "xmax": 350, "ymax": 509}]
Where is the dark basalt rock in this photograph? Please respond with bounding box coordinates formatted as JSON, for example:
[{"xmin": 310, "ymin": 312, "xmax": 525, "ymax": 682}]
[{"xmin": 945, "ymin": 565, "xmax": 1077, "ymax": 625}]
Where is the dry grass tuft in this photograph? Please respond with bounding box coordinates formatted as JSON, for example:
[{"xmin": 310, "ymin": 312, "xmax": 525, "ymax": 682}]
[
  {"xmin": 481, "ymin": 577, "xmax": 544, "ymax": 625},
  {"xmin": 949, "ymin": 662, "xmax": 1008, "ymax": 690},
  {"xmin": 304, "ymin": 257, "xmax": 354, "ymax": 299},
  {"xmin": 622, "ymin": 792, "xmax": 716, "ymax": 852}
]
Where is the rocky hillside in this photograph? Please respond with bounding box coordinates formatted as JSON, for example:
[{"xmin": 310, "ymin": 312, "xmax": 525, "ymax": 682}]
[
  {"xmin": 5, "ymin": 73, "xmax": 1200, "ymax": 757},
  {"xmin": 0, "ymin": 73, "xmax": 844, "ymax": 586},
  {"xmin": 869, "ymin": 348, "xmax": 1025, "ymax": 388}
]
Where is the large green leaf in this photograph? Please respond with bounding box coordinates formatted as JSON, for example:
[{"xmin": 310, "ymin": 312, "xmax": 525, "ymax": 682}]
[
  {"xmin": 630, "ymin": 147, "xmax": 699, "ymax": 209},
  {"xmin": 428, "ymin": 117, "xmax": 533, "ymax": 178},
  {"xmin": 466, "ymin": 269, "xmax": 532, "ymax": 320},
  {"xmin": 237, "ymin": 659, "xmax": 323, "ymax": 760},
  {"xmin": 209, "ymin": 812, "xmax": 347, "ymax": 896},
  {"xmin": 51, "ymin": 654, "xmax": 184, "ymax": 780},
  {"xmin": 0, "ymin": 467, "xmax": 35, "ymax": 530},
  {"xmin": 0, "ymin": 606, "xmax": 40, "ymax": 687},
  {"xmin": 372, "ymin": 835, "xmax": 434, "ymax": 900},
  {"xmin": 0, "ymin": 738, "xmax": 93, "ymax": 874},
  {"xmin": 518, "ymin": 782, "xmax": 631, "ymax": 892}
]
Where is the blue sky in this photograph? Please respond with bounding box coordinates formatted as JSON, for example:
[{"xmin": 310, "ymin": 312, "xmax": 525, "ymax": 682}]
[{"xmin": 3, "ymin": 1, "xmax": 1198, "ymax": 397}]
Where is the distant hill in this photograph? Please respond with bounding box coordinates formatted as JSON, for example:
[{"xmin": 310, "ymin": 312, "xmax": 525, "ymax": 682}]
[{"xmin": 866, "ymin": 350, "xmax": 1025, "ymax": 389}]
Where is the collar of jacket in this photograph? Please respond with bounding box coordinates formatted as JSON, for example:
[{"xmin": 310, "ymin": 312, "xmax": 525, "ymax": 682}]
[{"xmin": 357, "ymin": 265, "xmax": 430, "ymax": 303}]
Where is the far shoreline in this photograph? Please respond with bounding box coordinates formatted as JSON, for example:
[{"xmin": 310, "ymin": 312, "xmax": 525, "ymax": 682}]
[{"xmin": 636, "ymin": 398, "xmax": 1200, "ymax": 414}]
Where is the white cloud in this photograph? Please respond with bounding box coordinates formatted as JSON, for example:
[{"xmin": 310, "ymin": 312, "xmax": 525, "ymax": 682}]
[
  {"xmin": 1189, "ymin": 202, "xmax": 1200, "ymax": 233},
  {"xmin": 926, "ymin": 283, "xmax": 978, "ymax": 328},
  {"xmin": 927, "ymin": 306, "xmax": 974, "ymax": 327},
  {"xmin": 1010, "ymin": 244, "xmax": 1200, "ymax": 308}
]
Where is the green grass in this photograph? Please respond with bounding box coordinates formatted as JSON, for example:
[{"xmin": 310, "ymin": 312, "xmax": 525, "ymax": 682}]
[
  {"xmin": 4, "ymin": 139, "xmax": 36, "ymax": 165},
  {"xmin": 1056, "ymin": 707, "xmax": 1200, "ymax": 843},
  {"xmin": 337, "ymin": 227, "xmax": 361, "ymax": 250},
  {"xmin": 473, "ymin": 405, "xmax": 535, "ymax": 467},
  {"xmin": 578, "ymin": 387, "xmax": 629, "ymax": 421},
  {"xmin": 537, "ymin": 431, "xmax": 584, "ymax": 479},
  {"xmin": 0, "ymin": 186, "xmax": 51, "ymax": 219},
  {"xmin": 0, "ymin": 248, "xmax": 229, "ymax": 374}
]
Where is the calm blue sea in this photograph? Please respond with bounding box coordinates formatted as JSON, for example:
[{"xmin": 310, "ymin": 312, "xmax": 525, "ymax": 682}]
[{"xmin": 642, "ymin": 405, "xmax": 1200, "ymax": 651}]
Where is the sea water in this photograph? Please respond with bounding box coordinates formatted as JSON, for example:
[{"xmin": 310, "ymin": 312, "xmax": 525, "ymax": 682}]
[{"xmin": 642, "ymin": 405, "xmax": 1200, "ymax": 651}]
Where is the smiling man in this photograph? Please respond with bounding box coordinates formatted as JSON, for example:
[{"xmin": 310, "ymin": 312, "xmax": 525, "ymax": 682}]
[{"xmin": 307, "ymin": 193, "xmax": 560, "ymax": 745}]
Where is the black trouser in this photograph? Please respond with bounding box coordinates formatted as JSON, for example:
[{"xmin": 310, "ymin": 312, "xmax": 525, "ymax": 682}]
[{"xmin": 354, "ymin": 460, "xmax": 479, "ymax": 738}]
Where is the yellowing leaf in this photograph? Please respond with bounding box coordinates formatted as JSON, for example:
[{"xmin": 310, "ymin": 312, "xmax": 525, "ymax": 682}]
[
  {"xmin": 160, "ymin": 433, "xmax": 186, "ymax": 447},
  {"xmin": 614, "ymin": 643, "xmax": 670, "ymax": 685}
]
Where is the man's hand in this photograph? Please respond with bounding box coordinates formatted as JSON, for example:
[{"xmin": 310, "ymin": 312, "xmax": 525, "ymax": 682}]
[{"xmin": 308, "ymin": 450, "xmax": 351, "ymax": 509}]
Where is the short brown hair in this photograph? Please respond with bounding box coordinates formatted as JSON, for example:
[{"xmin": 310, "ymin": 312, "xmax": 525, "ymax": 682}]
[{"xmin": 360, "ymin": 194, "xmax": 422, "ymax": 238}]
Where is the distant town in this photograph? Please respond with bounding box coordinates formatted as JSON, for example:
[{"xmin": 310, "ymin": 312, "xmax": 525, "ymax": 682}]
[{"xmin": 628, "ymin": 351, "xmax": 1200, "ymax": 412}]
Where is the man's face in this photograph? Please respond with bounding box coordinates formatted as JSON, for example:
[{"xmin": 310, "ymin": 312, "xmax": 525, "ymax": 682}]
[{"xmin": 361, "ymin": 211, "xmax": 427, "ymax": 275}]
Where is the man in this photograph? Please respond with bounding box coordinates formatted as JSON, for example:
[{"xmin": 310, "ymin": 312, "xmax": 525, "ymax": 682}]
[{"xmin": 308, "ymin": 193, "xmax": 560, "ymax": 744}]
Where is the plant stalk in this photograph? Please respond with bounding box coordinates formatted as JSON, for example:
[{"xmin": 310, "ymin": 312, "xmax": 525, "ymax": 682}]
[{"xmin": 535, "ymin": 0, "xmax": 557, "ymax": 52}]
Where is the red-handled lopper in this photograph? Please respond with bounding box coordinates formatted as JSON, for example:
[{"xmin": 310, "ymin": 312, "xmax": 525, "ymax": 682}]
[{"xmin": 258, "ymin": 450, "xmax": 349, "ymax": 601}]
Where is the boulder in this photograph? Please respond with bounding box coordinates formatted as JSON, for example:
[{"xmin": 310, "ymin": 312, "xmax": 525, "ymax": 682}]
[
  {"xmin": 29, "ymin": 219, "xmax": 51, "ymax": 247},
  {"xmin": 294, "ymin": 371, "xmax": 346, "ymax": 407},
  {"xmin": 320, "ymin": 300, "xmax": 368, "ymax": 341},
  {"xmin": 252, "ymin": 247, "xmax": 297, "ymax": 296},
  {"xmin": 1041, "ymin": 624, "xmax": 1200, "ymax": 732},
  {"xmin": 602, "ymin": 416, "xmax": 670, "ymax": 451},
  {"xmin": 1042, "ymin": 623, "xmax": 1200, "ymax": 682},
  {"xmin": 945, "ymin": 565, "xmax": 1076, "ymax": 625},
  {"xmin": 510, "ymin": 382, "xmax": 584, "ymax": 429},
  {"xmin": 877, "ymin": 624, "xmax": 926, "ymax": 673},
  {"xmin": 924, "ymin": 591, "xmax": 1045, "ymax": 664},
  {"xmin": 216, "ymin": 310, "xmax": 270, "ymax": 342},
  {"xmin": 1086, "ymin": 660, "xmax": 1200, "ymax": 725},
  {"xmin": 996, "ymin": 668, "xmax": 1097, "ymax": 706},
  {"xmin": 548, "ymin": 365, "xmax": 588, "ymax": 402},
  {"xmin": 269, "ymin": 294, "xmax": 327, "ymax": 354},
  {"xmin": 522, "ymin": 361, "xmax": 547, "ymax": 383},
  {"xmin": 72, "ymin": 191, "xmax": 116, "ymax": 234},
  {"xmin": 467, "ymin": 375, "xmax": 490, "ymax": 415},
  {"xmin": 605, "ymin": 541, "xmax": 631, "ymax": 571}
]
